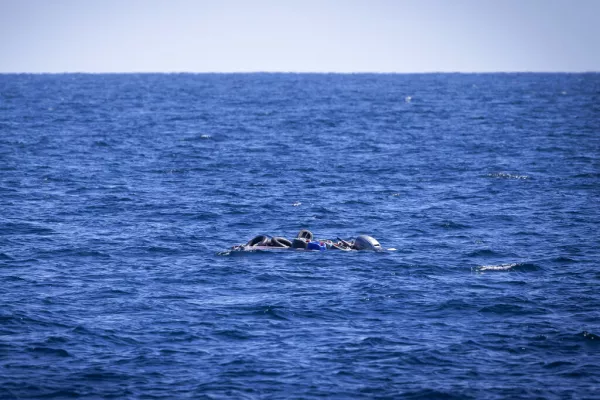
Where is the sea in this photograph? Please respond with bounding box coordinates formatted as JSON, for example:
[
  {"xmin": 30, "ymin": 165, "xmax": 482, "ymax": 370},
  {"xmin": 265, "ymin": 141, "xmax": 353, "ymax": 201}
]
[{"xmin": 1, "ymin": 73, "xmax": 599, "ymax": 399}]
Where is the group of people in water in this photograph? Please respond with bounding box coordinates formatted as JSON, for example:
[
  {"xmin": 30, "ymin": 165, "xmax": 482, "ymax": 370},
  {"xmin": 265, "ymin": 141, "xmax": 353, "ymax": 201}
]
[{"xmin": 238, "ymin": 229, "xmax": 383, "ymax": 251}]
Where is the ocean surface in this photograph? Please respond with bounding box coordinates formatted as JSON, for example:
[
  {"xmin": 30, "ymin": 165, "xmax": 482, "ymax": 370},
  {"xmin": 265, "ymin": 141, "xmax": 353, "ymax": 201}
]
[{"xmin": 1, "ymin": 73, "xmax": 599, "ymax": 399}]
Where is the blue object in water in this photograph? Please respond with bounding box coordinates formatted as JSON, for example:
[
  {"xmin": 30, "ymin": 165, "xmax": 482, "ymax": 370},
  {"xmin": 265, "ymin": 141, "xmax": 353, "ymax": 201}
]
[{"xmin": 307, "ymin": 241, "xmax": 326, "ymax": 251}]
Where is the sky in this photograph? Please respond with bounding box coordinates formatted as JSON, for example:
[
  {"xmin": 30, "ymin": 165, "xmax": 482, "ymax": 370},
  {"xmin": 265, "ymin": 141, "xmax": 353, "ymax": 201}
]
[{"xmin": 1, "ymin": 0, "xmax": 599, "ymax": 73}]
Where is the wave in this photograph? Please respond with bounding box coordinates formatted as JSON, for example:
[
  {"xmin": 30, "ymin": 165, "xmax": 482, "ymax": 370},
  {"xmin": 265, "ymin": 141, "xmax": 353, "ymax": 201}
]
[
  {"xmin": 472, "ymin": 262, "xmax": 541, "ymax": 272},
  {"xmin": 466, "ymin": 249, "xmax": 503, "ymax": 257},
  {"xmin": 0, "ymin": 222, "xmax": 56, "ymax": 236},
  {"xmin": 28, "ymin": 346, "xmax": 71, "ymax": 357},
  {"xmin": 487, "ymin": 172, "xmax": 530, "ymax": 180},
  {"xmin": 543, "ymin": 360, "xmax": 576, "ymax": 369},
  {"xmin": 401, "ymin": 389, "xmax": 471, "ymax": 400},
  {"xmin": 436, "ymin": 220, "xmax": 471, "ymax": 230},
  {"xmin": 477, "ymin": 301, "xmax": 550, "ymax": 315},
  {"xmin": 36, "ymin": 248, "xmax": 111, "ymax": 259}
]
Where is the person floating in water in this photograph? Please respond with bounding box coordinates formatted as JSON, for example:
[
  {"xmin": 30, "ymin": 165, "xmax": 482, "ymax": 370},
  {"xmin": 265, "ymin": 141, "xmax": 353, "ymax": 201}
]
[{"xmin": 236, "ymin": 229, "xmax": 383, "ymax": 251}]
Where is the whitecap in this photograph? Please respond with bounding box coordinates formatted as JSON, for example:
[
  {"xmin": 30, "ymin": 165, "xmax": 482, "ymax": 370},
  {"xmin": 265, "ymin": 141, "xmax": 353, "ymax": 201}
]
[
  {"xmin": 487, "ymin": 172, "xmax": 530, "ymax": 180},
  {"xmin": 473, "ymin": 262, "xmax": 540, "ymax": 272},
  {"xmin": 476, "ymin": 263, "xmax": 518, "ymax": 271}
]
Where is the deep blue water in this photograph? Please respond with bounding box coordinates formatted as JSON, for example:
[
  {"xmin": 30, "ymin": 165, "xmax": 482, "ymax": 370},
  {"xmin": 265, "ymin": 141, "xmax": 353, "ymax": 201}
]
[{"xmin": 1, "ymin": 73, "xmax": 599, "ymax": 399}]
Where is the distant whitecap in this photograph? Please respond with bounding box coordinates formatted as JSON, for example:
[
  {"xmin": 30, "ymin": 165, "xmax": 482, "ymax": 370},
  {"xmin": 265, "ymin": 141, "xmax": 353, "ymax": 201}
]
[
  {"xmin": 487, "ymin": 172, "xmax": 530, "ymax": 180},
  {"xmin": 476, "ymin": 263, "xmax": 518, "ymax": 271},
  {"xmin": 473, "ymin": 263, "xmax": 540, "ymax": 272}
]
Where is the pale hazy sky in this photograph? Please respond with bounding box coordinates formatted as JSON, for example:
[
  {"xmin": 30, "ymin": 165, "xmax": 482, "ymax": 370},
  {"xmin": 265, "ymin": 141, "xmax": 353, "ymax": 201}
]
[{"xmin": 1, "ymin": 0, "xmax": 599, "ymax": 73}]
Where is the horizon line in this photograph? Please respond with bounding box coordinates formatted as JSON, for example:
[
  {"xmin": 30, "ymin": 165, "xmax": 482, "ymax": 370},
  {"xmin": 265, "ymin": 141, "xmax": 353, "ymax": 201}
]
[{"xmin": 1, "ymin": 70, "xmax": 599, "ymax": 75}]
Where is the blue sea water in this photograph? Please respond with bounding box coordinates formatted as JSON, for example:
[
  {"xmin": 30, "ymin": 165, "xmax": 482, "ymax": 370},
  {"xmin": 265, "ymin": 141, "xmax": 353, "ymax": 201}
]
[{"xmin": 1, "ymin": 73, "xmax": 599, "ymax": 399}]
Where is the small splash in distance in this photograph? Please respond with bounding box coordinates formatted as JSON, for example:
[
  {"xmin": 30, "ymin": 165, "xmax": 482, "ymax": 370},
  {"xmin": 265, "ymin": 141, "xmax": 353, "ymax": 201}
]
[
  {"xmin": 405, "ymin": 96, "xmax": 412, "ymax": 103},
  {"xmin": 292, "ymin": 201, "xmax": 302, "ymax": 207}
]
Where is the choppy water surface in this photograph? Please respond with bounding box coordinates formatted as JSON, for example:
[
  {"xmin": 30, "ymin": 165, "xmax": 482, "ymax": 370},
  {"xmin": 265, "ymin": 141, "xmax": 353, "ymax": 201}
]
[{"xmin": 1, "ymin": 73, "xmax": 599, "ymax": 399}]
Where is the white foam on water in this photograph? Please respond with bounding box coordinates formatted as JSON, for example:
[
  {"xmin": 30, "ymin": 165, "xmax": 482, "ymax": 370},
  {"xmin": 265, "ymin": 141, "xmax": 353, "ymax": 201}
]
[{"xmin": 476, "ymin": 263, "xmax": 518, "ymax": 271}]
